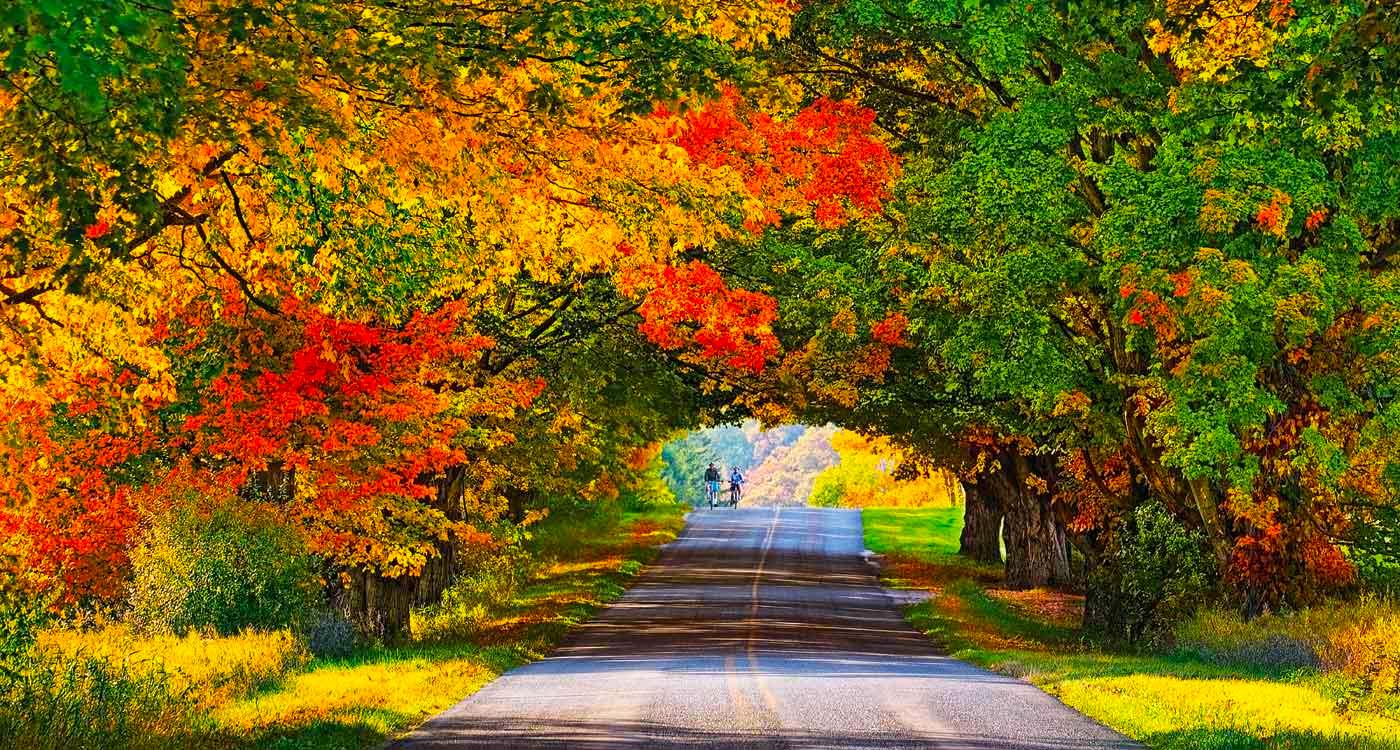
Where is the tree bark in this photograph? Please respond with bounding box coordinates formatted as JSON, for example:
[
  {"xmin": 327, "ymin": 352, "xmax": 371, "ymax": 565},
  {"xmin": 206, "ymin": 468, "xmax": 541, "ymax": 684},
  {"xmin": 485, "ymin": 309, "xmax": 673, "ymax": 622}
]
[
  {"xmin": 1186, "ymin": 476, "xmax": 1232, "ymax": 570},
  {"xmin": 240, "ymin": 460, "xmax": 295, "ymax": 503},
  {"xmin": 992, "ymin": 450, "xmax": 1072, "ymax": 589},
  {"xmin": 958, "ymin": 477, "xmax": 1003, "ymax": 564},
  {"xmin": 506, "ymin": 486, "xmax": 530, "ymax": 525},
  {"xmin": 338, "ymin": 569, "xmax": 416, "ymax": 641},
  {"xmin": 334, "ymin": 465, "xmax": 473, "ymax": 640}
]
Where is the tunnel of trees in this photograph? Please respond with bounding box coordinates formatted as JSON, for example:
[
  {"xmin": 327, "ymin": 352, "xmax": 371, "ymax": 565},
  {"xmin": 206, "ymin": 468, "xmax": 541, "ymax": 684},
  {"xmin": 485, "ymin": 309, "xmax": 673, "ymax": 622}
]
[{"xmin": 2, "ymin": 1, "xmax": 1398, "ymax": 642}]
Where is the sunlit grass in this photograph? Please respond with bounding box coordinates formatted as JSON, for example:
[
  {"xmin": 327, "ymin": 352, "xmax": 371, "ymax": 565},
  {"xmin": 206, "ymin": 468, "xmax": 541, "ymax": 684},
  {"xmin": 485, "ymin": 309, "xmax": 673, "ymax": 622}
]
[
  {"xmin": 38, "ymin": 626, "xmax": 306, "ymax": 709},
  {"xmin": 212, "ymin": 643, "xmax": 511, "ymax": 749},
  {"xmin": 862, "ymin": 506, "xmax": 964, "ymax": 557},
  {"xmin": 864, "ymin": 506, "xmax": 1400, "ymax": 750},
  {"xmin": 222, "ymin": 504, "xmax": 686, "ymax": 749},
  {"xmin": 12, "ymin": 504, "xmax": 687, "ymax": 750}
]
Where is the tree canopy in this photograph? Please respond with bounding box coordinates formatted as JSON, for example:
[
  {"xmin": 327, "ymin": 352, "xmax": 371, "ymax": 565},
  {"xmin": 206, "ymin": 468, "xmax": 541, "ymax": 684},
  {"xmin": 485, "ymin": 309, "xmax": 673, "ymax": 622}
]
[{"xmin": 3, "ymin": 0, "xmax": 1398, "ymax": 634}]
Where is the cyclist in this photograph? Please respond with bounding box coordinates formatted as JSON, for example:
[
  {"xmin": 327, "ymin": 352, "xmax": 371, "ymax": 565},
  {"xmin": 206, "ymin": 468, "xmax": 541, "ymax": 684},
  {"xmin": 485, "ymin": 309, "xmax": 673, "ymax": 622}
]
[
  {"xmin": 727, "ymin": 466, "xmax": 745, "ymax": 506},
  {"xmin": 703, "ymin": 463, "xmax": 722, "ymax": 507}
]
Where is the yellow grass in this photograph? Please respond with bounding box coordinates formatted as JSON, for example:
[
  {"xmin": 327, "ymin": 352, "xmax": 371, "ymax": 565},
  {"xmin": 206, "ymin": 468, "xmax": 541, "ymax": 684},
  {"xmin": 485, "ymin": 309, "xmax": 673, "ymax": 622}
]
[
  {"xmin": 1049, "ymin": 672, "xmax": 1400, "ymax": 748},
  {"xmin": 37, "ymin": 626, "xmax": 306, "ymax": 708},
  {"xmin": 20, "ymin": 504, "xmax": 687, "ymax": 750},
  {"xmin": 212, "ymin": 647, "xmax": 501, "ymax": 744},
  {"xmin": 866, "ymin": 507, "xmax": 1400, "ymax": 750}
]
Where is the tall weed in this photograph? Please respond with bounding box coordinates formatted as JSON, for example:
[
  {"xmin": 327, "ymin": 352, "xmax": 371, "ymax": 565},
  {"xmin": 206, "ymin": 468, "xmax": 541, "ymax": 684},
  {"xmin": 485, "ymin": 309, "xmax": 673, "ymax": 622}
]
[
  {"xmin": 0, "ymin": 649, "xmax": 197, "ymax": 750},
  {"xmin": 1088, "ymin": 500, "xmax": 1215, "ymax": 645},
  {"xmin": 38, "ymin": 626, "xmax": 306, "ymax": 707},
  {"xmin": 412, "ymin": 546, "xmax": 533, "ymax": 641},
  {"xmin": 1176, "ymin": 597, "xmax": 1400, "ymax": 694}
]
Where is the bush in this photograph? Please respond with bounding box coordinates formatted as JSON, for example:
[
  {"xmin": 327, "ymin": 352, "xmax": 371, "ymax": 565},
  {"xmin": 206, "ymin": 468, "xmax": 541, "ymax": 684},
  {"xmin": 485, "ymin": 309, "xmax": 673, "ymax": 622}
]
[
  {"xmin": 1348, "ymin": 504, "xmax": 1400, "ymax": 599},
  {"xmin": 129, "ymin": 494, "xmax": 321, "ymax": 636},
  {"xmin": 1352, "ymin": 551, "xmax": 1400, "ymax": 600},
  {"xmin": 411, "ymin": 545, "xmax": 531, "ymax": 642},
  {"xmin": 619, "ymin": 450, "xmax": 681, "ymax": 512},
  {"xmin": 1177, "ymin": 598, "xmax": 1400, "ymax": 694},
  {"xmin": 0, "ymin": 581, "xmax": 50, "ymax": 661},
  {"xmin": 0, "ymin": 537, "xmax": 53, "ymax": 659},
  {"xmin": 0, "ymin": 649, "xmax": 196, "ymax": 750},
  {"xmin": 1087, "ymin": 500, "xmax": 1215, "ymax": 645}
]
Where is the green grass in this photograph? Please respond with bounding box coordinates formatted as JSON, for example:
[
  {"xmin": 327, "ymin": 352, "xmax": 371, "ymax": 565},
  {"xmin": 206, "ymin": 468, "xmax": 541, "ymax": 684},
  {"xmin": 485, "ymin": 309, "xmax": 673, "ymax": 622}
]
[
  {"xmin": 12, "ymin": 502, "xmax": 688, "ymax": 750},
  {"xmin": 862, "ymin": 506, "xmax": 964, "ymax": 557},
  {"xmin": 863, "ymin": 506, "xmax": 1400, "ymax": 750}
]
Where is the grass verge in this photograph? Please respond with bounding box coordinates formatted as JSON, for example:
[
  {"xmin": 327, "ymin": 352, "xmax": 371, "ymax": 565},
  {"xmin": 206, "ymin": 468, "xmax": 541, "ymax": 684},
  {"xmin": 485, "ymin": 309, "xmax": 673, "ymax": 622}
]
[
  {"xmin": 12, "ymin": 503, "xmax": 687, "ymax": 750},
  {"xmin": 862, "ymin": 506, "xmax": 1400, "ymax": 750}
]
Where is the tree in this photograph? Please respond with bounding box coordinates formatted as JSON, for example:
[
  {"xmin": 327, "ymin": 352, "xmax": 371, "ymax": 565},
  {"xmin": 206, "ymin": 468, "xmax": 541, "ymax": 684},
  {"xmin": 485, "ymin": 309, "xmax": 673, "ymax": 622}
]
[
  {"xmin": 742, "ymin": 0, "xmax": 1400, "ymax": 614},
  {"xmin": 810, "ymin": 429, "xmax": 960, "ymax": 508},
  {"xmin": 0, "ymin": 0, "xmax": 910, "ymax": 635}
]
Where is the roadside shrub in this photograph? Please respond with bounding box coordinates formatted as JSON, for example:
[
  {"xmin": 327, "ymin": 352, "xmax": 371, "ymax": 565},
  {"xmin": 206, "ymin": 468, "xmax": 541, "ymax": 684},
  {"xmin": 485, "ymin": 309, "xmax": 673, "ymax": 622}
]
[
  {"xmin": 0, "ymin": 649, "xmax": 196, "ymax": 750},
  {"xmin": 411, "ymin": 545, "xmax": 531, "ymax": 642},
  {"xmin": 1088, "ymin": 500, "xmax": 1215, "ymax": 645},
  {"xmin": 619, "ymin": 485, "xmax": 678, "ymax": 512},
  {"xmin": 1348, "ymin": 504, "xmax": 1400, "ymax": 599},
  {"xmin": 1177, "ymin": 598, "xmax": 1400, "ymax": 693},
  {"xmin": 1351, "ymin": 551, "xmax": 1400, "ymax": 601},
  {"xmin": 0, "ymin": 537, "xmax": 52, "ymax": 659},
  {"xmin": 1321, "ymin": 611, "xmax": 1400, "ymax": 694},
  {"xmin": 0, "ymin": 582, "xmax": 50, "ymax": 660},
  {"xmin": 129, "ymin": 493, "xmax": 321, "ymax": 636},
  {"xmin": 303, "ymin": 609, "xmax": 356, "ymax": 658},
  {"xmin": 532, "ymin": 503, "xmax": 622, "ymax": 558},
  {"xmin": 619, "ymin": 453, "xmax": 681, "ymax": 512},
  {"xmin": 807, "ymin": 476, "xmax": 842, "ymax": 508}
]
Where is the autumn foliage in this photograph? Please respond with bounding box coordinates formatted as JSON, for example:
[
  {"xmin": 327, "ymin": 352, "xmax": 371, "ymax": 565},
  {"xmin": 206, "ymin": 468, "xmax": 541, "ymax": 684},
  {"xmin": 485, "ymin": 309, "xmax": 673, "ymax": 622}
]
[
  {"xmin": 677, "ymin": 87, "xmax": 900, "ymax": 229},
  {"xmin": 1, "ymin": 0, "xmax": 1396, "ymax": 651},
  {"xmin": 631, "ymin": 261, "xmax": 780, "ymax": 373},
  {"xmin": 0, "ymin": 0, "xmax": 905, "ymax": 628}
]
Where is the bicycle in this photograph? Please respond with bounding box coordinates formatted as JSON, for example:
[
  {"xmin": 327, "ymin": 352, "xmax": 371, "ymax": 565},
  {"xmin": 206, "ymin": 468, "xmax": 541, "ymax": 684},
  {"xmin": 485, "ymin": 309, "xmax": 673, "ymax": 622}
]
[
  {"xmin": 704, "ymin": 481, "xmax": 721, "ymax": 509},
  {"xmin": 727, "ymin": 482, "xmax": 742, "ymax": 507}
]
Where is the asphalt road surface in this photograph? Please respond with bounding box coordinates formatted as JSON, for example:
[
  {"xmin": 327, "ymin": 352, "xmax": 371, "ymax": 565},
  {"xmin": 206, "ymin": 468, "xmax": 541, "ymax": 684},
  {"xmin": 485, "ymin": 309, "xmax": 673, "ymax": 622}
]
[{"xmin": 395, "ymin": 507, "xmax": 1140, "ymax": 749}]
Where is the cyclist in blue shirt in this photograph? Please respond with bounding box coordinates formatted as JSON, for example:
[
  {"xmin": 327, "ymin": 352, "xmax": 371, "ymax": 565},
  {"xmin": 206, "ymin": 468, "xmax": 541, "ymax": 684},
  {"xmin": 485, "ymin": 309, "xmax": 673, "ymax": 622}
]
[{"xmin": 727, "ymin": 467, "xmax": 745, "ymax": 506}]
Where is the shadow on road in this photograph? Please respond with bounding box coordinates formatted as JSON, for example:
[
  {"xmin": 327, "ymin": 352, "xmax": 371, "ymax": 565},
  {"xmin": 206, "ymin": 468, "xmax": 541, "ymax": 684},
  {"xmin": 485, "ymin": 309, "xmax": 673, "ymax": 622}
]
[
  {"xmin": 394, "ymin": 508, "xmax": 1140, "ymax": 750},
  {"xmin": 403, "ymin": 716, "xmax": 1141, "ymax": 749}
]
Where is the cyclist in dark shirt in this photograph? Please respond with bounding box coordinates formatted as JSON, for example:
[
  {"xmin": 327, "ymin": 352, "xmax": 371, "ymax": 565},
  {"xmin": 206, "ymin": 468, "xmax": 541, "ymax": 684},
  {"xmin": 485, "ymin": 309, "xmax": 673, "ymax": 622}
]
[{"xmin": 703, "ymin": 463, "xmax": 722, "ymax": 505}]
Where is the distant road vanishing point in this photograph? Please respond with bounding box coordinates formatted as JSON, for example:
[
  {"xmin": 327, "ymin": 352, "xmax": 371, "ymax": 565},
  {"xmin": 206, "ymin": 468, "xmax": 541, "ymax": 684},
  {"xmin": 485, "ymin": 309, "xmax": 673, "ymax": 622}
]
[{"xmin": 395, "ymin": 507, "xmax": 1141, "ymax": 750}]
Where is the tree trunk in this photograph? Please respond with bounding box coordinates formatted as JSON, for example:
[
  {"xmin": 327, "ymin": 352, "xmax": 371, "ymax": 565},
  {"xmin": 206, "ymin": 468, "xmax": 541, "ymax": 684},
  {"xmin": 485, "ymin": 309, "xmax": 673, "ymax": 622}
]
[
  {"xmin": 414, "ymin": 543, "xmax": 456, "ymax": 608},
  {"xmin": 1186, "ymin": 476, "xmax": 1232, "ymax": 571},
  {"xmin": 506, "ymin": 487, "xmax": 529, "ymax": 525},
  {"xmin": 958, "ymin": 477, "xmax": 1003, "ymax": 564},
  {"xmin": 334, "ymin": 465, "xmax": 473, "ymax": 640},
  {"xmin": 993, "ymin": 451, "xmax": 1072, "ymax": 589},
  {"xmin": 241, "ymin": 460, "xmax": 295, "ymax": 503},
  {"xmin": 338, "ymin": 569, "xmax": 416, "ymax": 641}
]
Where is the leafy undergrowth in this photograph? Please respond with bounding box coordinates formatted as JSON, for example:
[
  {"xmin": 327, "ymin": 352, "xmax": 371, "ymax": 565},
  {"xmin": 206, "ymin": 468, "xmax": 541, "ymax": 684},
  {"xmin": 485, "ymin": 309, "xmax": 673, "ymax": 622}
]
[
  {"xmin": 11, "ymin": 503, "xmax": 687, "ymax": 750},
  {"xmin": 863, "ymin": 507, "xmax": 1400, "ymax": 750}
]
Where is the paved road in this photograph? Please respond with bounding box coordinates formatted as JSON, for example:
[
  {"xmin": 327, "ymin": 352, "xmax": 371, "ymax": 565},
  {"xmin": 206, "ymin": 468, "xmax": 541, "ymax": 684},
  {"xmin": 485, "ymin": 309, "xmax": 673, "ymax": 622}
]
[{"xmin": 395, "ymin": 507, "xmax": 1139, "ymax": 749}]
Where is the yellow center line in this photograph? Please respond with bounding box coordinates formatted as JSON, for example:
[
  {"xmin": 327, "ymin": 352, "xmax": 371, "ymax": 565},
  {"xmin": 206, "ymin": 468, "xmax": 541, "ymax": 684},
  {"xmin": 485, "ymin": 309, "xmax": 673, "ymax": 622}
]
[
  {"xmin": 723, "ymin": 515, "xmax": 763, "ymax": 725},
  {"xmin": 724, "ymin": 652, "xmax": 758, "ymax": 720},
  {"xmin": 747, "ymin": 508, "xmax": 782, "ymax": 714}
]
